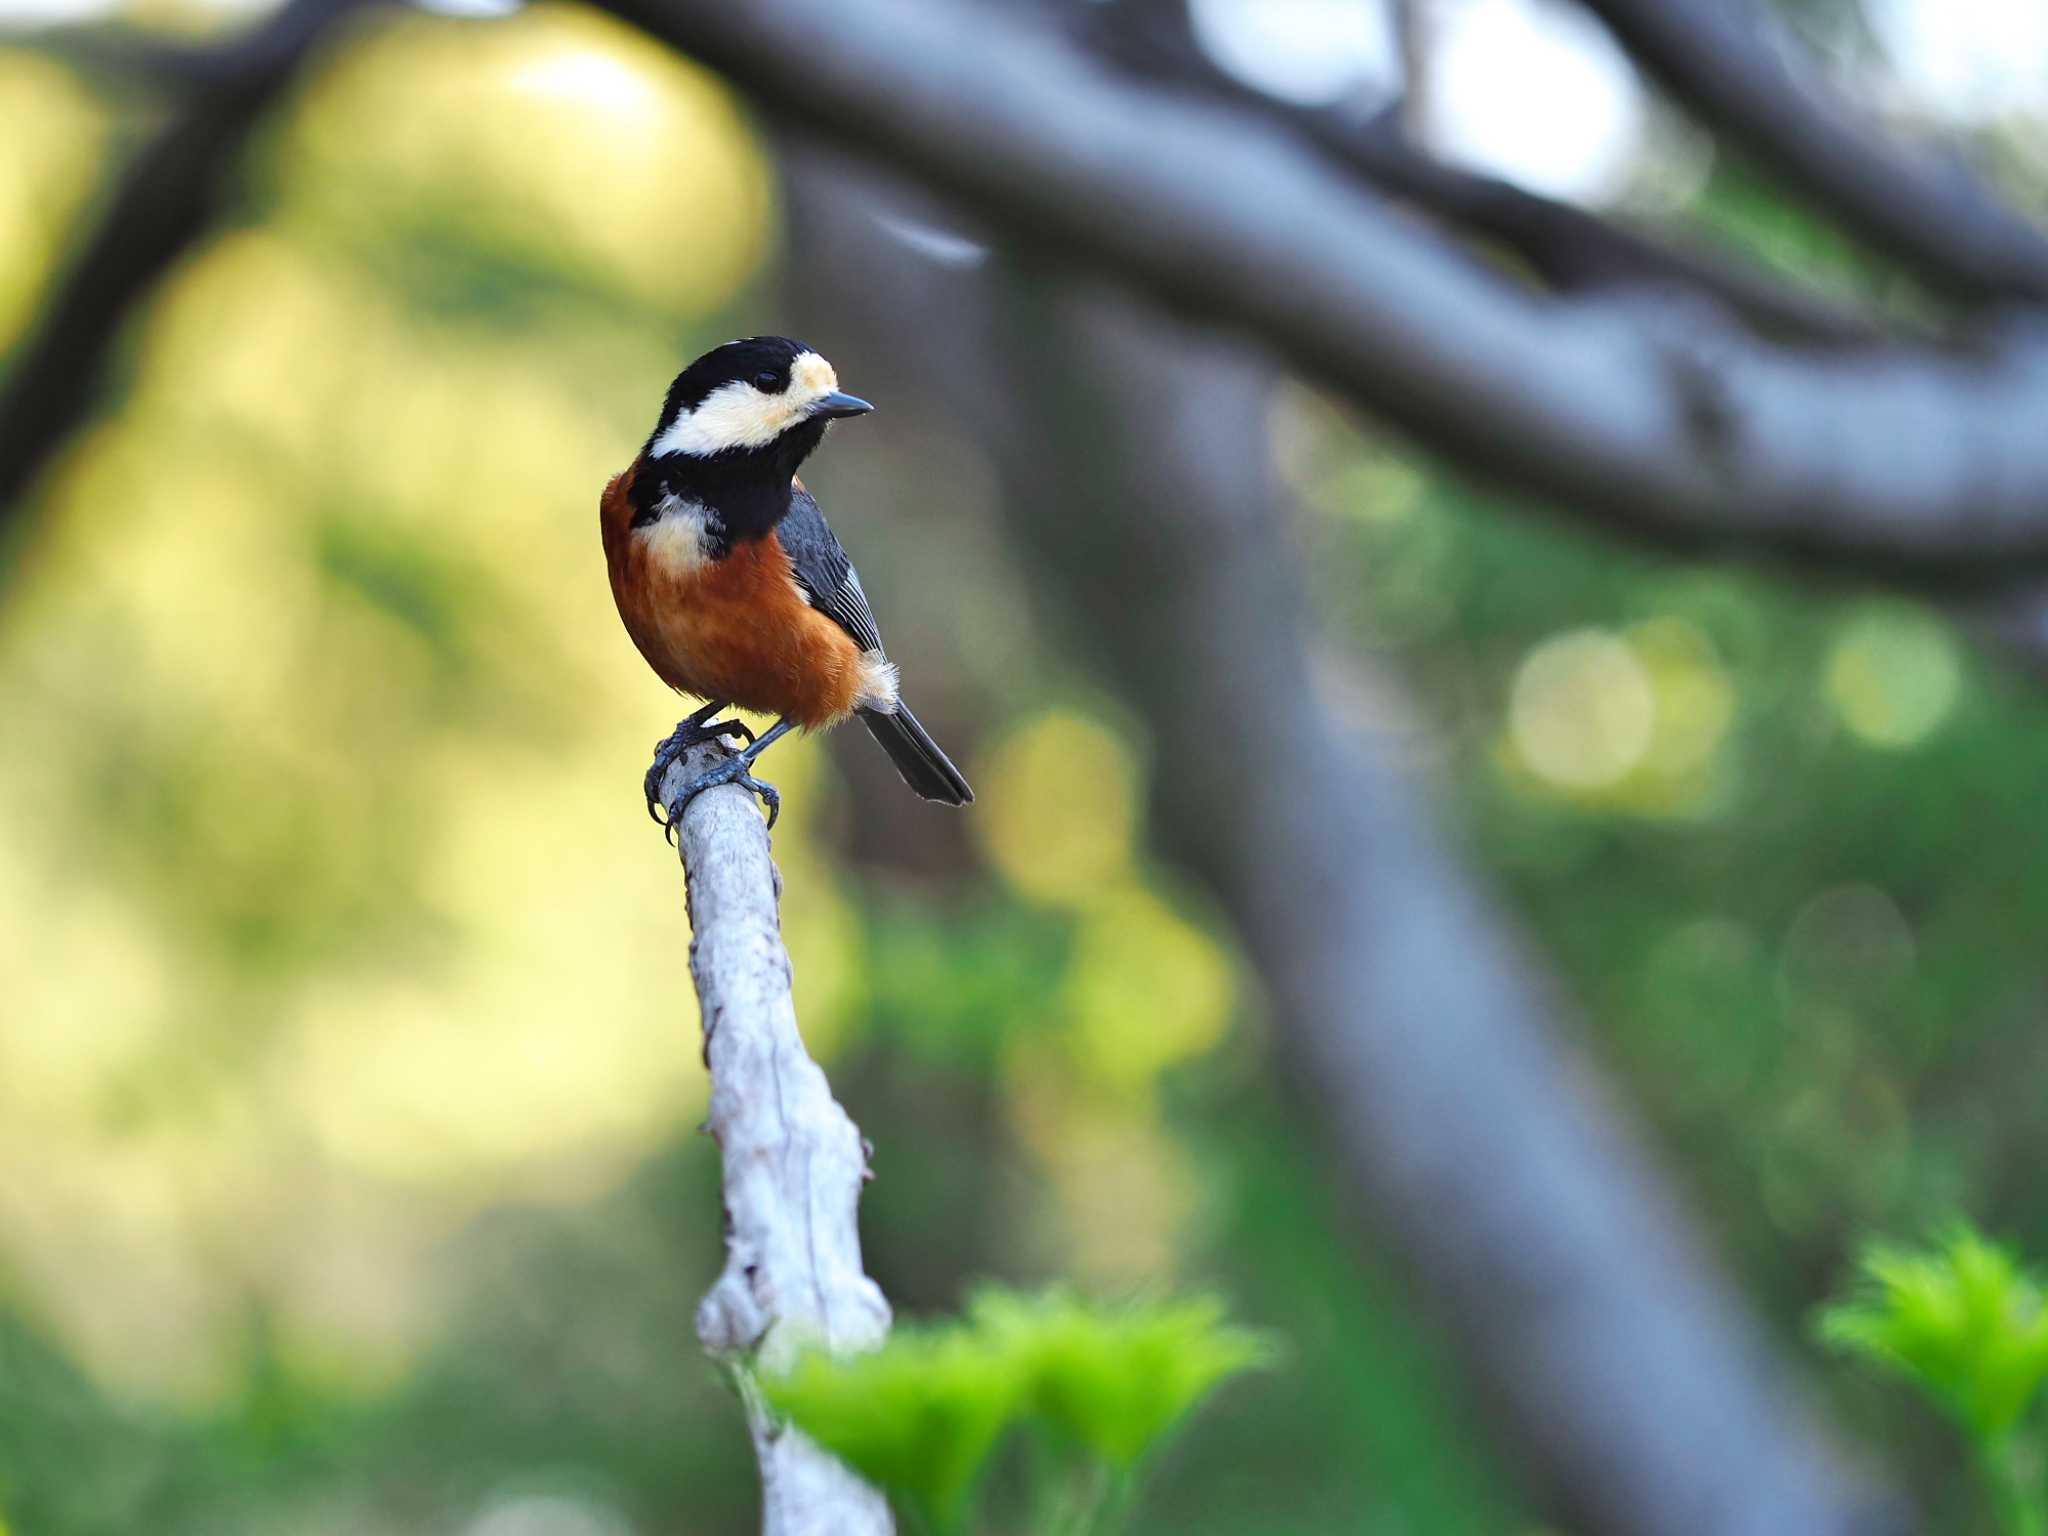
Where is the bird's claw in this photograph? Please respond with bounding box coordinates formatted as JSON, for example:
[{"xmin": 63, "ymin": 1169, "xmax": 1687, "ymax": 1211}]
[
  {"xmin": 656, "ymin": 755, "xmax": 781, "ymax": 837},
  {"xmin": 645, "ymin": 716, "xmax": 756, "ymax": 829}
]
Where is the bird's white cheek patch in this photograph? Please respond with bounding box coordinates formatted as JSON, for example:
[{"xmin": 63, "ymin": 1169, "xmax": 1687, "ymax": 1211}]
[
  {"xmin": 636, "ymin": 495, "xmax": 717, "ymax": 573},
  {"xmin": 856, "ymin": 652, "xmax": 901, "ymax": 712},
  {"xmin": 651, "ymin": 386, "xmax": 795, "ymax": 457},
  {"xmin": 648, "ymin": 353, "xmax": 844, "ymax": 458}
]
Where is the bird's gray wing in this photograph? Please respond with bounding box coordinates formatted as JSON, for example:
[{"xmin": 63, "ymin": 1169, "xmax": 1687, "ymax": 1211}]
[{"xmin": 781, "ymin": 482, "xmax": 885, "ymax": 655}]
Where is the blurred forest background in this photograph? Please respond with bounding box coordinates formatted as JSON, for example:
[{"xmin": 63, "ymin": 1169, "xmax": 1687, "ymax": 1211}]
[{"xmin": 4, "ymin": 0, "xmax": 2048, "ymax": 1531}]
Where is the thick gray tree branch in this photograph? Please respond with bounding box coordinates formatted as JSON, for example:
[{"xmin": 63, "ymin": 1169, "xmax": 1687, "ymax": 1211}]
[
  {"xmin": 1083, "ymin": 0, "xmax": 1886, "ymax": 351},
  {"xmin": 607, "ymin": 0, "xmax": 2048, "ymax": 587},
  {"xmin": 1574, "ymin": 0, "xmax": 2048, "ymax": 306},
  {"xmin": 10, "ymin": 0, "xmax": 2048, "ymax": 593},
  {"xmin": 663, "ymin": 739, "xmax": 894, "ymax": 1536},
  {"xmin": 1019, "ymin": 288, "xmax": 1900, "ymax": 1536},
  {"xmin": 0, "ymin": 0, "xmax": 367, "ymax": 533},
  {"xmin": 783, "ymin": 151, "xmax": 1907, "ymax": 1536}
]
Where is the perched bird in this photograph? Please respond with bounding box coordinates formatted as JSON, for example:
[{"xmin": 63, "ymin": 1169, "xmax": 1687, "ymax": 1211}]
[{"xmin": 601, "ymin": 336, "xmax": 973, "ymax": 834}]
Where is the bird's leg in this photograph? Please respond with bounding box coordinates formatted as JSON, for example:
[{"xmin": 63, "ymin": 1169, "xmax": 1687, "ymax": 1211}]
[
  {"xmin": 646, "ymin": 700, "xmax": 756, "ymax": 827},
  {"xmin": 657, "ymin": 718, "xmax": 797, "ymax": 835}
]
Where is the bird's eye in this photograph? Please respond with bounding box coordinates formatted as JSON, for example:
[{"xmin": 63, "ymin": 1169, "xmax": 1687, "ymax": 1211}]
[{"xmin": 753, "ymin": 370, "xmax": 781, "ymax": 392}]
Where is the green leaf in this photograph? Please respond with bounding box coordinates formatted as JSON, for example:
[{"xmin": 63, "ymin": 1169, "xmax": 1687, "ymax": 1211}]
[
  {"xmin": 1819, "ymin": 1224, "xmax": 2048, "ymax": 1446},
  {"xmin": 760, "ymin": 1326, "xmax": 1024, "ymax": 1533},
  {"xmin": 969, "ymin": 1288, "xmax": 1273, "ymax": 1469}
]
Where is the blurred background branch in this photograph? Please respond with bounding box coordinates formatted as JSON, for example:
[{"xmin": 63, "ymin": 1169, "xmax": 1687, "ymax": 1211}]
[
  {"xmin": 12, "ymin": 0, "xmax": 2048, "ymax": 585},
  {"xmin": 0, "ymin": 0, "xmax": 367, "ymax": 530},
  {"xmin": 1574, "ymin": 0, "xmax": 2048, "ymax": 305},
  {"xmin": 1083, "ymin": 0, "xmax": 1890, "ymax": 351},
  {"xmin": 610, "ymin": 0, "xmax": 2048, "ymax": 585}
]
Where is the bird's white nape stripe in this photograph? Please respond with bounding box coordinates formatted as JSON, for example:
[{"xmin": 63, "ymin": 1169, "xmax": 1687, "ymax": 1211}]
[
  {"xmin": 856, "ymin": 652, "xmax": 901, "ymax": 713},
  {"xmin": 634, "ymin": 493, "xmax": 716, "ymax": 572},
  {"xmin": 651, "ymin": 351, "xmax": 841, "ymax": 458}
]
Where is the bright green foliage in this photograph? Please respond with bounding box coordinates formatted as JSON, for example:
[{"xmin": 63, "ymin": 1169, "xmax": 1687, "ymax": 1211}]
[
  {"xmin": 1821, "ymin": 1226, "xmax": 2048, "ymax": 1534},
  {"xmin": 1821, "ymin": 1227, "xmax": 2048, "ymax": 1444},
  {"xmin": 760, "ymin": 1328, "xmax": 1024, "ymax": 1533},
  {"xmin": 968, "ymin": 1289, "xmax": 1273, "ymax": 1470},
  {"xmin": 762, "ymin": 1290, "xmax": 1269, "ymax": 1534}
]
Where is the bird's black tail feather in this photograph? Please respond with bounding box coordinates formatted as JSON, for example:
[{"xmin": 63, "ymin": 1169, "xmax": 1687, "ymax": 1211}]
[{"xmin": 860, "ymin": 704, "xmax": 973, "ymax": 806}]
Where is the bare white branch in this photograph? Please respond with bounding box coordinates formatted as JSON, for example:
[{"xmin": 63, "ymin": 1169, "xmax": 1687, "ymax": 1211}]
[{"xmin": 664, "ymin": 739, "xmax": 894, "ymax": 1536}]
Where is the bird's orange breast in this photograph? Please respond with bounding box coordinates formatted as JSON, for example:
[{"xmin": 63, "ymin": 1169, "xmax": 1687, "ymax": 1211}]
[{"xmin": 601, "ymin": 465, "xmax": 866, "ymax": 729}]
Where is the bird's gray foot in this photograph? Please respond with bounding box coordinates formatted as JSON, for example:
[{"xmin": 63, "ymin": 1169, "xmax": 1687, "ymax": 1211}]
[
  {"xmin": 657, "ymin": 754, "xmax": 782, "ymax": 835},
  {"xmin": 646, "ymin": 711, "xmax": 755, "ymax": 832}
]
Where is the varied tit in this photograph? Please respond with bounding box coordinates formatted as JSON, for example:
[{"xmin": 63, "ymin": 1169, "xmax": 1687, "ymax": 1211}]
[{"xmin": 601, "ymin": 335, "xmax": 973, "ymax": 835}]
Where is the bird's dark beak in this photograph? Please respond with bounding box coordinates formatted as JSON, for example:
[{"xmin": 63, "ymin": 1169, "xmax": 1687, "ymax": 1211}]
[{"xmin": 812, "ymin": 391, "xmax": 874, "ymax": 420}]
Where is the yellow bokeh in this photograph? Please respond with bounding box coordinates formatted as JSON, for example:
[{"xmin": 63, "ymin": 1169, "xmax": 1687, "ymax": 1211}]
[
  {"xmin": 1629, "ymin": 617, "xmax": 1737, "ymax": 779},
  {"xmin": 0, "ymin": 882, "xmax": 168, "ymax": 1121},
  {"xmin": 1006, "ymin": 1042, "xmax": 1199, "ymax": 1285},
  {"xmin": 1060, "ymin": 883, "xmax": 1234, "ymax": 1094},
  {"xmin": 997, "ymin": 865, "xmax": 1233, "ymax": 1283},
  {"xmin": 0, "ymin": 10, "xmax": 787, "ymax": 1403},
  {"xmin": 1509, "ymin": 627, "xmax": 1655, "ymax": 790},
  {"xmin": 1304, "ymin": 453, "xmax": 1428, "ymax": 527},
  {"xmin": 279, "ymin": 5, "xmax": 772, "ymax": 316},
  {"xmin": 975, "ymin": 708, "xmax": 1140, "ymax": 906},
  {"xmin": 0, "ymin": 50, "xmax": 108, "ymax": 354},
  {"xmin": 1503, "ymin": 618, "xmax": 1736, "ymax": 817},
  {"xmin": 1824, "ymin": 603, "xmax": 1962, "ymax": 750}
]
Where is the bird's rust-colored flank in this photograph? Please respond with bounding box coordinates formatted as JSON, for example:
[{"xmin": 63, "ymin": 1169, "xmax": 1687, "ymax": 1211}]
[{"xmin": 601, "ymin": 465, "xmax": 866, "ymax": 729}]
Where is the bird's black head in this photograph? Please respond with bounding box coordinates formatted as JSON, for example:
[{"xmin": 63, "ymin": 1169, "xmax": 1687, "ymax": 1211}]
[
  {"xmin": 644, "ymin": 336, "xmax": 873, "ymax": 474},
  {"xmin": 634, "ymin": 337, "xmax": 873, "ymax": 549}
]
